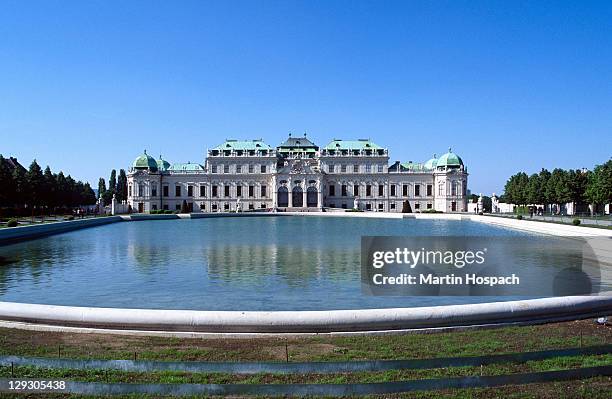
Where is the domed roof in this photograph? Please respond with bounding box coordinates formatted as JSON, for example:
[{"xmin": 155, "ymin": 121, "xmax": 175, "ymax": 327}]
[
  {"xmin": 132, "ymin": 150, "xmax": 158, "ymax": 171},
  {"xmin": 424, "ymin": 154, "xmax": 438, "ymax": 170},
  {"xmin": 437, "ymin": 148, "xmax": 463, "ymax": 168},
  {"xmin": 157, "ymin": 155, "xmax": 171, "ymax": 172}
]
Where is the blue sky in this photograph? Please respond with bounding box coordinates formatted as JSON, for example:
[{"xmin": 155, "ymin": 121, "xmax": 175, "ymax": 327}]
[{"xmin": 1, "ymin": 0, "xmax": 610, "ymax": 194}]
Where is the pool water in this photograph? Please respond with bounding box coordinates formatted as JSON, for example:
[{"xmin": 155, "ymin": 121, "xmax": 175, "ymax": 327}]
[{"xmin": 0, "ymin": 216, "xmax": 544, "ymax": 310}]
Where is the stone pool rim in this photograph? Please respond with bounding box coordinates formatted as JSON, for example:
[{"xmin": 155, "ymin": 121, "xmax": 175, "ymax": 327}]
[{"xmin": 0, "ymin": 296, "xmax": 610, "ymax": 337}]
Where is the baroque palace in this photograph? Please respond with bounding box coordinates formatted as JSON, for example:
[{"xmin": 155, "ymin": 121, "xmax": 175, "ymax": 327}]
[{"xmin": 127, "ymin": 135, "xmax": 468, "ymax": 213}]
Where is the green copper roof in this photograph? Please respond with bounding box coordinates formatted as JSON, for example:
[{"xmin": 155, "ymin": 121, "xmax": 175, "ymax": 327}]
[
  {"xmin": 324, "ymin": 139, "xmax": 382, "ymax": 151},
  {"xmin": 212, "ymin": 139, "xmax": 272, "ymax": 151},
  {"xmin": 401, "ymin": 162, "xmax": 427, "ymax": 171},
  {"xmin": 132, "ymin": 150, "xmax": 158, "ymax": 171},
  {"xmin": 157, "ymin": 156, "xmax": 171, "ymax": 172},
  {"xmin": 168, "ymin": 162, "xmax": 205, "ymax": 172},
  {"xmin": 423, "ymin": 155, "xmax": 438, "ymax": 170},
  {"xmin": 437, "ymin": 148, "xmax": 463, "ymax": 167}
]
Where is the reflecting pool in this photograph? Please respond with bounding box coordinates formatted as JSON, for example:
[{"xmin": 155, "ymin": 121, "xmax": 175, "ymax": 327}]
[{"xmin": 0, "ymin": 216, "xmax": 551, "ymax": 310}]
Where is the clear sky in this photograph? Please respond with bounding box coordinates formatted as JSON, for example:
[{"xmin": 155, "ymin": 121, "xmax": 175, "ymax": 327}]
[{"xmin": 1, "ymin": 0, "xmax": 611, "ymax": 194}]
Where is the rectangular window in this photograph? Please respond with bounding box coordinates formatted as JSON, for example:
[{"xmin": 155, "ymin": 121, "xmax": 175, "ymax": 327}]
[
  {"xmin": 200, "ymin": 185, "xmax": 206, "ymax": 197},
  {"xmin": 329, "ymin": 185, "xmax": 335, "ymax": 196},
  {"xmin": 377, "ymin": 164, "xmax": 384, "ymax": 173},
  {"xmin": 378, "ymin": 203, "xmax": 384, "ymax": 210},
  {"xmin": 353, "ymin": 184, "xmax": 359, "ymax": 197},
  {"xmin": 260, "ymin": 165, "xmax": 266, "ymax": 173},
  {"xmin": 176, "ymin": 204, "xmax": 181, "ymax": 210},
  {"xmin": 187, "ymin": 186, "xmax": 193, "ymax": 197},
  {"xmin": 248, "ymin": 164, "xmax": 254, "ymax": 173},
  {"xmin": 366, "ymin": 203, "xmax": 371, "ymax": 210},
  {"xmin": 415, "ymin": 203, "xmax": 420, "ymax": 210},
  {"xmin": 211, "ymin": 165, "xmax": 217, "ymax": 173},
  {"xmin": 390, "ymin": 203, "xmax": 396, "ymax": 210},
  {"xmin": 365, "ymin": 164, "xmax": 371, "ymax": 173},
  {"xmin": 341, "ymin": 164, "xmax": 347, "ymax": 173},
  {"xmin": 366, "ymin": 185, "xmax": 371, "ymax": 196},
  {"xmin": 261, "ymin": 203, "xmax": 266, "ymax": 209},
  {"xmin": 151, "ymin": 184, "xmax": 157, "ymax": 197},
  {"xmin": 427, "ymin": 203, "xmax": 433, "ymax": 209},
  {"xmin": 390, "ymin": 184, "xmax": 396, "ymax": 196},
  {"xmin": 353, "ymin": 164, "xmax": 359, "ymax": 173},
  {"xmin": 328, "ymin": 164, "xmax": 335, "ymax": 173},
  {"xmin": 236, "ymin": 186, "xmax": 242, "ymax": 197},
  {"xmin": 415, "ymin": 184, "xmax": 421, "ymax": 196},
  {"xmin": 201, "ymin": 203, "xmax": 206, "ymax": 211},
  {"xmin": 212, "ymin": 185, "xmax": 218, "ymax": 197},
  {"xmin": 378, "ymin": 184, "xmax": 384, "ymax": 197},
  {"xmin": 224, "ymin": 203, "xmax": 229, "ymax": 210},
  {"xmin": 248, "ymin": 185, "xmax": 254, "ymax": 197},
  {"xmin": 175, "ymin": 185, "xmax": 181, "ymax": 197},
  {"xmin": 224, "ymin": 185, "xmax": 230, "ymax": 197},
  {"xmin": 138, "ymin": 184, "xmax": 144, "ymax": 196},
  {"xmin": 427, "ymin": 184, "xmax": 432, "ymax": 196},
  {"xmin": 341, "ymin": 184, "xmax": 347, "ymax": 197},
  {"xmin": 261, "ymin": 185, "xmax": 267, "ymax": 197},
  {"xmin": 128, "ymin": 185, "xmax": 132, "ymax": 197},
  {"xmin": 224, "ymin": 165, "xmax": 229, "ymax": 174},
  {"xmin": 402, "ymin": 184, "xmax": 408, "ymax": 196},
  {"xmin": 249, "ymin": 203, "xmax": 254, "ymax": 210},
  {"xmin": 341, "ymin": 203, "xmax": 347, "ymax": 209},
  {"xmin": 212, "ymin": 203, "xmax": 218, "ymax": 211},
  {"xmin": 163, "ymin": 204, "xmax": 169, "ymax": 210},
  {"xmin": 236, "ymin": 165, "xmax": 242, "ymax": 173}
]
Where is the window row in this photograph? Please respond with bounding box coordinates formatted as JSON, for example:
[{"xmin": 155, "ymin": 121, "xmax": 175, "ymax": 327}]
[
  {"xmin": 326, "ymin": 183, "xmax": 434, "ymax": 197},
  {"xmin": 130, "ymin": 184, "xmax": 267, "ymax": 198},
  {"xmin": 210, "ymin": 164, "xmax": 269, "ymax": 174},
  {"xmin": 326, "ymin": 164, "xmax": 385, "ymax": 173}
]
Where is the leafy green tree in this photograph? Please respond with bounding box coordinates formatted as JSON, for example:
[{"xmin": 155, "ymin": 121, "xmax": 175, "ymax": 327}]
[
  {"xmin": 26, "ymin": 160, "xmax": 44, "ymax": 208},
  {"xmin": 42, "ymin": 166, "xmax": 57, "ymax": 210},
  {"xmin": 55, "ymin": 172, "xmax": 69, "ymax": 208},
  {"xmin": 586, "ymin": 160, "xmax": 612, "ymax": 211},
  {"xmin": 566, "ymin": 169, "xmax": 589, "ymax": 206},
  {"xmin": 98, "ymin": 178, "xmax": 107, "ymax": 205},
  {"xmin": 504, "ymin": 172, "xmax": 529, "ymax": 206},
  {"xmin": 12, "ymin": 165, "xmax": 28, "ymax": 208},
  {"xmin": 0, "ymin": 155, "xmax": 17, "ymax": 207},
  {"xmin": 104, "ymin": 170, "xmax": 117, "ymax": 204},
  {"xmin": 82, "ymin": 183, "xmax": 97, "ymax": 205},
  {"xmin": 116, "ymin": 169, "xmax": 128, "ymax": 202}
]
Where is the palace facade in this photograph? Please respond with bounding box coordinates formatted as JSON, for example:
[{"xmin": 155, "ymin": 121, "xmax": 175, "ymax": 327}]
[{"xmin": 127, "ymin": 135, "xmax": 468, "ymax": 213}]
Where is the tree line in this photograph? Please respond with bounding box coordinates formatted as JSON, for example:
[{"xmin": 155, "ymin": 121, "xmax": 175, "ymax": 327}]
[
  {"xmin": 0, "ymin": 155, "xmax": 97, "ymax": 216},
  {"xmin": 97, "ymin": 169, "xmax": 128, "ymax": 205},
  {"xmin": 503, "ymin": 159, "xmax": 612, "ymax": 213}
]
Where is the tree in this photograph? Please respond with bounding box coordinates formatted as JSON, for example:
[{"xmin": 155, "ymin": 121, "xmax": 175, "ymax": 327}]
[
  {"xmin": 98, "ymin": 178, "xmax": 107, "ymax": 205},
  {"xmin": 104, "ymin": 170, "xmax": 117, "ymax": 204},
  {"xmin": 586, "ymin": 160, "xmax": 612, "ymax": 212},
  {"xmin": 55, "ymin": 172, "xmax": 68, "ymax": 208},
  {"xmin": 116, "ymin": 169, "xmax": 128, "ymax": 202},
  {"xmin": 42, "ymin": 166, "xmax": 57, "ymax": 211},
  {"xmin": 566, "ymin": 169, "xmax": 589, "ymax": 206},
  {"xmin": 26, "ymin": 160, "xmax": 44, "ymax": 208},
  {"xmin": 503, "ymin": 172, "xmax": 529, "ymax": 206},
  {"xmin": 12, "ymin": 165, "xmax": 28, "ymax": 208},
  {"xmin": 0, "ymin": 155, "xmax": 16, "ymax": 208},
  {"xmin": 81, "ymin": 183, "xmax": 97, "ymax": 205},
  {"xmin": 546, "ymin": 168, "xmax": 570, "ymax": 213}
]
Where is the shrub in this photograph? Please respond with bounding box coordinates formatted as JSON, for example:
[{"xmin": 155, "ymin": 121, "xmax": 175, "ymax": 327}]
[
  {"xmin": 6, "ymin": 218, "xmax": 18, "ymax": 227},
  {"xmin": 65, "ymin": 215, "xmax": 74, "ymax": 221},
  {"xmin": 572, "ymin": 218, "xmax": 581, "ymax": 226},
  {"xmin": 517, "ymin": 214, "xmax": 523, "ymax": 220}
]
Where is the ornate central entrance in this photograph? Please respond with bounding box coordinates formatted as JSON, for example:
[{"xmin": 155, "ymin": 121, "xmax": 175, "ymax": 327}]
[{"xmin": 292, "ymin": 186, "xmax": 303, "ymax": 207}]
